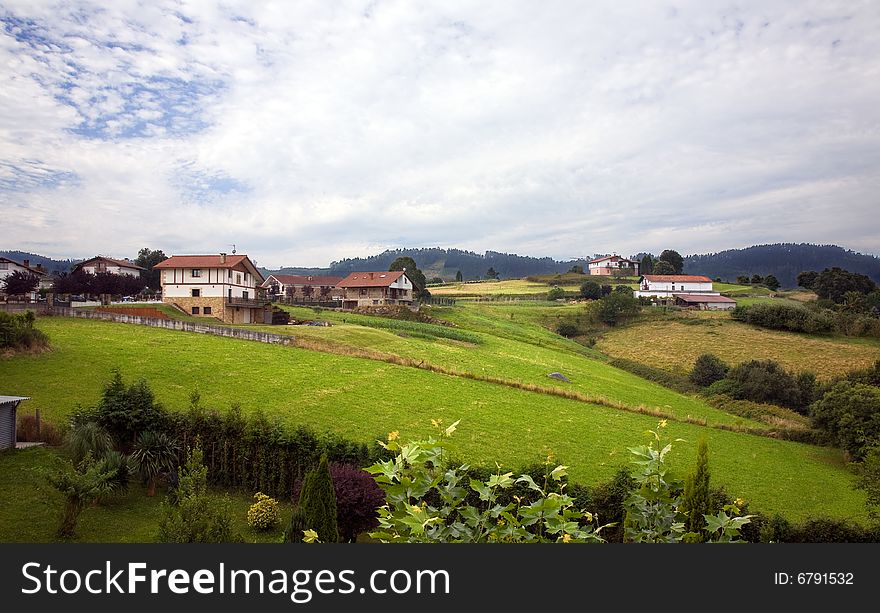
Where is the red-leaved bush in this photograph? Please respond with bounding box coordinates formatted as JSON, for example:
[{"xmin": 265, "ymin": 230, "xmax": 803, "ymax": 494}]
[{"xmin": 292, "ymin": 462, "xmax": 385, "ymax": 542}]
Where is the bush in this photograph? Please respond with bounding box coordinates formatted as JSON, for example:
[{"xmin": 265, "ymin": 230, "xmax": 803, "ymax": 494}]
[
  {"xmin": 689, "ymin": 354, "xmax": 729, "ymax": 387},
  {"xmin": 16, "ymin": 414, "xmax": 63, "ymax": 446},
  {"xmin": 547, "ymin": 287, "xmax": 566, "ymax": 300},
  {"xmin": 726, "ymin": 360, "xmax": 816, "ymax": 413},
  {"xmin": 96, "ymin": 370, "xmax": 168, "ymax": 449},
  {"xmin": 596, "ymin": 292, "xmax": 640, "ymax": 326},
  {"xmin": 705, "ymin": 378, "xmax": 744, "ymax": 398},
  {"xmin": 555, "ymin": 322, "xmax": 579, "ymax": 338},
  {"xmin": 247, "ymin": 492, "xmax": 280, "ymax": 531},
  {"xmin": 0, "ymin": 310, "xmax": 49, "ymax": 350},
  {"xmin": 810, "ymin": 381, "xmax": 880, "ymax": 461},
  {"xmin": 609, "ymin": 358, "xmax": 697, "ymax": 394},
  {"xmin": 579, "ymin": 281, "xmax": 601, "ymax": 300},
  {"xmin": 328, "ymin": 463, "xmax": 385, "ymax": 542},
  {"xmin": 283, "ymin": 506, "xmax": 309, "ymax": 543}
]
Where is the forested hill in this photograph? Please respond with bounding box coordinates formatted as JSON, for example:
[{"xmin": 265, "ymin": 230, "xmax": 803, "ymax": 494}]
[
  {"xmin": 684, "ymin": 244, "xmax": 880, "ymax": 288},
  {"xmin": 271, "ymin": 248, "xmax": 590, "ymax": 281},
  {"xmin": 0, "ymin": 251, "xmax": 80, "ymax": 274}
]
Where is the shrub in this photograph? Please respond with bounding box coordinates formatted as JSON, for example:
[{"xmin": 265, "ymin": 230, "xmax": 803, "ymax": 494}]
[
  {"xmin": 689, "ymin": 354, "xmax": 729, "ymax": 387},
  {"xmin": 547, "ymin": 287, "xmax": 566, "ymax": 300},
  {"xmin": 47, "ymin": 453, "xmax": 118, "ymax": 538},
  {"xmin": 327, "ymin": 463, "xmax": 384, "ymax": 542},
  {"xmin": 0, "ymin": 310, "xmax": 49, "ymax": 350},
  {"xmin": 727, "ymin": 360, "xmax": 816, "ymax": 412},
  {"xmin": 131, "ymin": 430, "xmax": 179, "ymax": 496},
  {"xmin": 809, "ymin": 382, "xmax": 880, "ymax": 461},
  {"xmin": 283, "ymin": 506, "xmax": 309, "ymax": 543},
  {"xmin": 555, "ymin": 322, "xmax": 579, "ymax": 338},
  {"xmin": 579, "ymin": 281, "xmax": 601, "ymax": 300},
  {"xmin": 96, "ymin": 370, "xmax": 168, "ymax": 448},
  {"xmin": 704, "ymin": 378, "xmax": 744, "ymax": 398},
  {"xmin": 247, "ymin": 492, "xmax": 280, "ymax": 531},
  {"xmin": 297, "ymin": 454, "xmax": 339, "ymax": 543},
  {"xmin": 16, "ymin": 414, "xmax": 63, "ymax": 446},
  {"xmin": 596, "ymin": 291, "xmax": 640, "ymax": 326},
  {"xmin": 680, "ymin": 440, "xmax": 711, "ymax": 540}
]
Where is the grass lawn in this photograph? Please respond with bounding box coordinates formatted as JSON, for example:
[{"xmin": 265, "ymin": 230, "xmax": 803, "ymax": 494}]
[
  {"xmin": 715, "ymin": 283, "xmax": 772, "ymax": 296},
  {"xmin": 595, "ymin": 316, "xmax": 880, "ymax": 380},
  {"xmin": 429, "ymin": 279, "xmax": 555, "ymax": 296},
  {"xmin": 0, "ymin": 446, "xmax": 292, "ymax": 543},
  {"xmin": 0, "ymin": 316, "xmax": 870, "ymax": 523}
]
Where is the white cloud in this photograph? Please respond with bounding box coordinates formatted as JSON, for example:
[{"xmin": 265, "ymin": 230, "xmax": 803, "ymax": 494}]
[{"xmin": 1, "ymin": 0, "xmax": 878, "ymax": 266}]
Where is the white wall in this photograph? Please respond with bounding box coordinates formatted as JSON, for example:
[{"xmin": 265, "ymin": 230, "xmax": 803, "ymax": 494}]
[{"xmin": 161, "ymin": 267, "xmax": 258, "ymax": 299}]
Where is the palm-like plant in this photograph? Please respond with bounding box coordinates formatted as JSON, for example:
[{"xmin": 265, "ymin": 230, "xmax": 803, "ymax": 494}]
[
  {"xmin": 66, "ymin": 421, "xmax": 113, "ymax": 463},
  {"xmin": 131, "ymin": 431, "xmax": 180, "ymax": 496}
]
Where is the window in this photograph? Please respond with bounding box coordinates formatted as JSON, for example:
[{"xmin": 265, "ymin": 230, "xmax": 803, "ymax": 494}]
[
  {"xmin": 242, "ymin": 291, "xmax": 249, "ymax": 300},
  {"xmin": 203, "ymin": 306, "xmax": 212, "ymax": 315},
  {"xmin": 192, "ymin": 269, "xmax": 202, "ymax": 277},
  {"xmin": 191, "ymin": 307, "xmax": 200, "ymax": 315},
  {"xmin": 0, "ymin": 263, "xmax": 8, "ymax": 270},
  {"xmin": 191, "ymin": 289, "xmax": 200, "ymax": 297},
  {"xmin": 236, "ymin": 273, "xmax": 242, "ymax": 284},
  {"xmin": 228, "ymin": 269, "xmax": 232, "ymax": 280}
]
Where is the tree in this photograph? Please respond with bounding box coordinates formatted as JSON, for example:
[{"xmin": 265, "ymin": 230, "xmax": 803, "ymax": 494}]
[
  {"xmin": 652, "ymin": 261, "xmax": 676, "ymax": 275},
  {"xmin": 298, "ymin": 454, "xmax": 339, "ymax": 543},
  {"xmin": 131, "ymin": 431, "xmax": 180, "ymax": 496},
  {"xmin": 681, "ymin": 440, "xmax": 711, "ymax": 539},
  {"xmin": 689, "ymin": 354, "xmax": 729, "ymax": 387},
  {"xmin": 658, "ymin": 250, "xmax": 684, "ymax": 274},
  {"xmin": 486, "ymin": 267, "xmax": 499, "ymax": 280},
  {"xmin": 579, "ymin": 280, "xmax": 601, "ymax": 300},
  {"xmin": 389, "ymin": 257, "xmax": 428, "ymax": 300},
  {"xmin": 763, "ymin": 274, "xmax": 780, "ymax": 291},
  {"xmin": 283, "ymin": 506, "xmax": 309, "ymax": 543},
  {"xmin": 736, "ymin": 275, "xmax": 750, "ymax": 285},
  {"xmin": 855, "ymin": 447, "xmax": 880, "ymax": 521},
  {"xmin": 810, "ymin": 382, "xmax": 880, "ymax": 461},
  {"xmin": 797, "ymin": 271, "xmax": 820, "ymax": 289},
  {"xmin": 455, "ymin": 270, "xmax": 463, "ymax": 282},
  {"xmin": 547, "ymin": 287, "xmax": 566, "ymax": 300},
  {"xmin": 811, "ymin": 267, "xmax": 877, "ymax": 303},
  {"xmin": 329, "ymin": 463, "xmax": 386, "ymax": 542},
  {"xmin": 750, "ymin": 274, "xmax": 763, "ymax": 285},
  {"xmin": 95, "ymin": 370, "xmax": 167, "ymax": 449},
  {"xmin": 134, "ymin": 248, "xmax": 167, "ymax": 290},
  {"xmin": 640, "ymin": 255, "xmax": 654, "ymax": 276},
  {"xmin": 568, "ymin": 265, "xmax": 584, "ymax": 274},
  {"xmin": 48, "ymin": 453, "xmax": 117, "ymax": 538},
  {"xmin": 596, "ymin": 291, "xmax": 639, "ymax": 325},
  {"xmin": 2, "ymin": 270, "xmax": 39, "ymax": 296}
]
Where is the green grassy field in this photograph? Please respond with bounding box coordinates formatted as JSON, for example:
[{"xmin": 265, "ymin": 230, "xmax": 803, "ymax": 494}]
[
  {"xmin": 596, "ymin": 316, "xmax": 880, "ymax": 380},
  {"xmin": 0, "ymin": 316, "xmax": 870, "ymax": 523}
]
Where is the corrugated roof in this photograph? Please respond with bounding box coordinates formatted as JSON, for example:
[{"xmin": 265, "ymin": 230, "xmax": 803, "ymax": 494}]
[
  {"xmin": 265, "ymin": 275, "xmax": 343, "ymax": 287},
  {"xmin": 643, "ymin": 275, "xmax": 712, "ymax": 283},
  {"xmin": 336, "ymin": 271, "xmax": 406, "ymax": 288},
  {"xmin": 674, "ymin": 293, "xmax": 736, "ymax": 303}
]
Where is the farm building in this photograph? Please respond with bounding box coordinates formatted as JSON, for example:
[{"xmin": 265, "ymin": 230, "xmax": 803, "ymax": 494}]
[
  {"xmin": 336, "ymin": 271, "xmax": 414, "ymax": 309},
  {"xmin": 673, "ymin": 294, "xmax": 737, "ymax": 311},
  {"xmin": 588, "ymin": 255, "xmax": 639, "ymax": 276},
  {"xmin": 154, "ymin": 253, "xmax": 270, "ymax": 324},
  {"xmin": 635, "ymin": 275, "xmax": 718, "ymax": 299},
  {"xmin": 261, "ymin": 275, "xmax": 343, "ymax": 302},
  {"xmin": 0, "ymin": 396, "xmax": 29, "ymax": 450},
  {"xmin": 73, "ymin": 256, "xmax": 145, "ymax": 277}
]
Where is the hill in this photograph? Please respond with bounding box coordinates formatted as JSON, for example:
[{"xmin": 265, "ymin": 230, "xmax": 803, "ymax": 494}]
[
  {"xmin": 0, "ymin": 250, "xmax": 80, "ymax": 274},
  {"xmin": 684, "ymin": 244, "xmax": 880, "ymax": 288}
]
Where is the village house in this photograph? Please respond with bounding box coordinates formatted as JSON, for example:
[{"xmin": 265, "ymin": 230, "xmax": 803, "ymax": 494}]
[
  {"xmin": 635, "ymin": 274, "xmax": 736, "ymax": 310},
  {"xmin": 336, "ymin": 271, "xmax": 414, "ymax": 309},
  {"xmin": 73, "ymin": 256, "xmax": 145, "ymax": 277},
  {"xmin": 588, "ymin": 255, "xmax": 640, "ymax": 276},
  {"xmin": 0, "ymin": 257, "xmax": 52, "ymax": 298},
  {"xmin": 154, "ymin": 253, "xmax": 270, "ymax": 324},
  {"xmin": 261, "ymin": 274, "xmax": 343, "ymax": 302}
]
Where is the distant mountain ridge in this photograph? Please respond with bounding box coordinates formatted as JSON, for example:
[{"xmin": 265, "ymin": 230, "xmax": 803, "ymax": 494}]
[
  {"xmin": 683, "ymin": 244, "xmax": 880, "ymax": 288},
  {"xmin": 0, "ymin": 251, "xmax": 81, "ymax": 275}
]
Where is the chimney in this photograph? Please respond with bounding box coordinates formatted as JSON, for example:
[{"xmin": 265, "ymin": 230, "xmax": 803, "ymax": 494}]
[
  {"xmin": 23, "ymin": 259, "xmax": 29, "ymax": 268},
  {"xmin": 220, "ymin": 252, "xmax": 227, "ymax": 264},
  {"xmin": 369, "ymin": 272, "xmax": 374, "ymax": 279}
]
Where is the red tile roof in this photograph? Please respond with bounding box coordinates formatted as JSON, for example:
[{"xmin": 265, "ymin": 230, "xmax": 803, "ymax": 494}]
[
  {"xmin": 154, "ymin": 255, "xmax": 249, "ymax": 270},
  {"xmin": 0, "ymin": 257, "xmax": 46, "ymax": 276},
  {"xmin": 674, "ymin": 293, "xmax": 736, "ymax": 303},
  {"xmin": 76, "ymin": 256, "xmax": 145, "ymax": 271},
  {"xmin": 336, "ymin": 271, "xmax": 406, "ymax": 288},
  {"xmin": 643, "ymin": 275, "xmax": 712, "ymax": 283},
  {"xmin": 265, "ymin": 275, "xmax": 343, "ymax": 287}
]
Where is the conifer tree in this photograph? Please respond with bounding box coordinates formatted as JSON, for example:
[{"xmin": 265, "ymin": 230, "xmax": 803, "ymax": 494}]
[
  {"xmin": 681, "ymin": 439, "xmax": 711, "ymax": 540},
  {"xmin": 298, "ymin": 454, "xmax": 339, "ymax": 543}
]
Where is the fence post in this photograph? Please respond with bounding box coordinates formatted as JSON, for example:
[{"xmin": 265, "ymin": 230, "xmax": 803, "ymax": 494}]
[{"xmin": 35, "ymin": 408, "xmax": 41, "ymax": 438}]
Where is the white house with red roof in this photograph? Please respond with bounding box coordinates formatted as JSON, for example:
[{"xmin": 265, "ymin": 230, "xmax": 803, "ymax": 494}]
[
  {"xmin": 635, "ymin": 274, "xmax": 736, "ymax": 310},
  {"xmin": 73, "ymin": 256, "xmax": 145, "ymax": 277},
  {"xmin": 336, "ymin": 271, "xmax": 413, "ymax": 309},
  {"xmin": 261, "ymin": 274, "xmax": 343, "ymax": 302},
  {"xmin": 154, "ymin": 253, "xmax": 269, "ymax": 323},
  {"xmin": 588, "ymin": 255, "xmax": 640, "ymax": 276},
  {"xmin": 0, "ymin": 257, "xmax": 51, "ymax": 299}
]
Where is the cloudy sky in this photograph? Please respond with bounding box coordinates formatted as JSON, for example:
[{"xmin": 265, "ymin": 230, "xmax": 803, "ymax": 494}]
[{"xmin": 1, "ymin": 0, "xmax": 878, "ymax": 268}]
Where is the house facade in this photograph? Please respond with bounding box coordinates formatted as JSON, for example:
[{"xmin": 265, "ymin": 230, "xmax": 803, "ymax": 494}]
[
  {"xmin": 0, "ymin": 257, "xmax": 51, "ymax": 298},
  {"xmin": 336, "ymin": 271, "xmax": 414, "ymax": 309},
  {"xmin": 73, "ymin": 256, "xmax": 145, "ymax": 277},
  {"xmin": 635, "ymin": 275, "xmax": 717, "ymax": 298},
  {"xmin": 588, "ymin": 255, "xmax": 640, "ymax": 276},
  {"xmin": 261, "ymin": 275, "xmax": 343, "ymax": 302},
  {"xmin": 154, "ymin": 253, "xmax": 269, "ymax": 323}
]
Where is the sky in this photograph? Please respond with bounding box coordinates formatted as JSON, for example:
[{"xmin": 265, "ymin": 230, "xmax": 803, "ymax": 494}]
[{"xmin": 1, "ymin": 0, "xmax": 878, "ymax": 268}]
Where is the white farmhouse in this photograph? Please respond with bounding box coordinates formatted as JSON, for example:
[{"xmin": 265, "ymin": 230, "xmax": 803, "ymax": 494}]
[
  {"xmin": 154, "ymin": 253, "xmax": 269, "ymax": 323},
  {"xmin": 635, "ymin": 274, "xmax": 737, "ymax": 310},
  {"xmin": 73, "ymin": 256, "xmax": 145, "ymax": 277},
  {"xmin": 0, "ymin": 257, "xmax": 51, "ymax": 298},
  {"xmin": 588, "ymin": 255, "xmax": 640, "ymax": 276}
]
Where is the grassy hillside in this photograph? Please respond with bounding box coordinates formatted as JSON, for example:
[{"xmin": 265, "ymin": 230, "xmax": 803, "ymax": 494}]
[
  {"xmin": 596, "ymin": 316, "xmax": 880, "ymax": 380},
  {"xmin": 0, "ymin": 316, "xmax": 869, "ymax": 522}
]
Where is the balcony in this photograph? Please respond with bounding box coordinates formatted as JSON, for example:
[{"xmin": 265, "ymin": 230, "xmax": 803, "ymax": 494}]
[{"xmin": 226, "ymin": 297, "xmax": 270, "ymax": 308}]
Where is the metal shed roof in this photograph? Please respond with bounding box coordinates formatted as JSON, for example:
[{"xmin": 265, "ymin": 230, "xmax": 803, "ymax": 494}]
[{"xmin": 0, "ymin": 396, "xmax": 30, "ymax": 404}]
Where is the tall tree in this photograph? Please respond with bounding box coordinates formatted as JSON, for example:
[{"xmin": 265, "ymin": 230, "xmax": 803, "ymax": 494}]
[
  {"xmin": 486, "ymin": 267, "xmax": 499, "ymax": 279},
  {"xmin": 652, "ymin": 260, "xmax": 676, "ymax": 275},
  {"xmin": 389, "ymin": 256, "xmax": 428, "ymax": 299},
  {"xmin": 640, "ymin": 255, "xmax": 654, "ymax": 276},
  {"xmin": 455, "ymin": 270, "xmax": 463, "ymax": 282},
  {"xmin": 298, "ymin": 454, "xmax": 339, "ymax": 543},
  {"xmin": 681, "ymin": 440, "xmax": 711, "ymax": 540},
  {"xmin": 659, "ymin": 250, "xmax": 684, "ymax": 274},
  {"xmin": 763, "ymin": 274, "xmax": 780, "ymax": 291},
  {"xmin": 811, "ymin": 267, "xmax": 877, "ymax": 303},
  {"xmin": 135, "ymin": 248, "xmax": 167, "ymax": 290}
]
